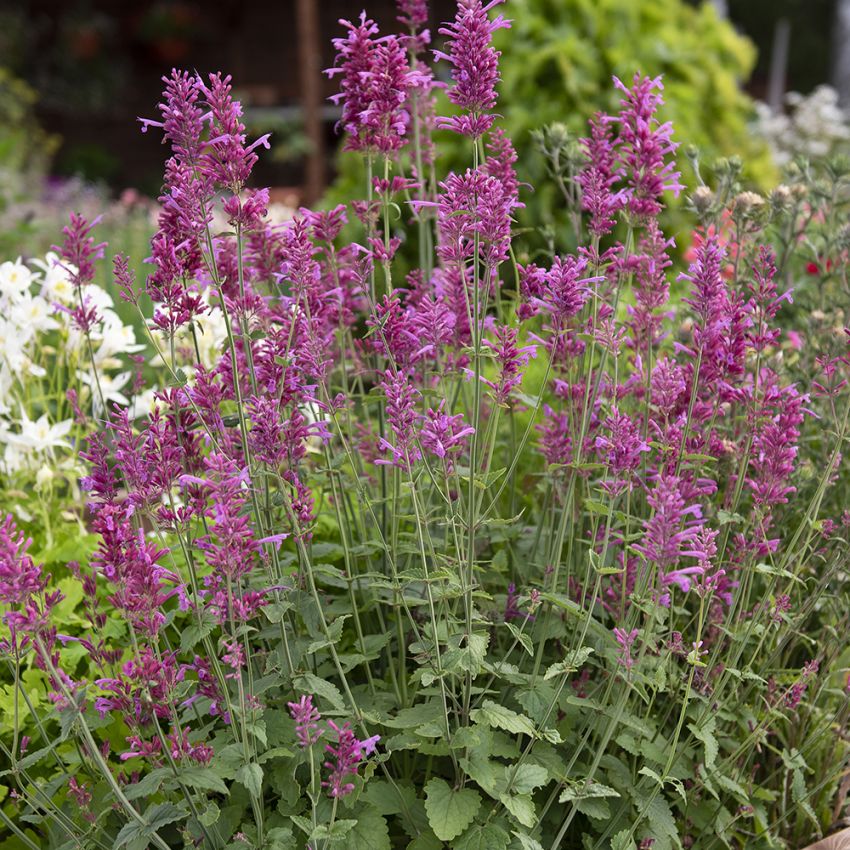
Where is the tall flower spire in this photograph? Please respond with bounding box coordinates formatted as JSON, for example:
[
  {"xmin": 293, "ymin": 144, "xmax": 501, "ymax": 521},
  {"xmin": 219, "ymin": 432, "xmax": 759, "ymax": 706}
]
[
  {"xmin": 611, "ymin": 73, "xmax": 682, "ymax": 220},
  {"xmin": 434, "ymin": 0, "xmax": 511, "ymax": 137},
  {"xmin": 327, "ymin": 15, "xmax": 422, "ymax": 153}
]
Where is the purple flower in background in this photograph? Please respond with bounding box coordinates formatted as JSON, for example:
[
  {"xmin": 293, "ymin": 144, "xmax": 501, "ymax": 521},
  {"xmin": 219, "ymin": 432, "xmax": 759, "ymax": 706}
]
[
  {"xmin": 578, "ymin": 113, "xmax": 625, "ymax": 237},
  {"xmin": 377, "ymin": 370, "xmax": 422, "ymax": 469},
  {"xmin": 434, "ymin": 0, "xmax": 511, "ymax": 137},
  {"xmin": 361, "ymin": 36, "xmax": 423, "ymax": 153},
  {"xmin": 288, "ymin": 694, "xmax": 323, "ymax": 747},
  {"xmin": 55, "ymin": 212, "xmax": 105, "ymax": 290},
  {"xmin": 197, "ymin": 72, "xmax": 270, "ymax": 190},
  {"xmin": 785, "ymin": 659, "xmax": 819, "ymax": 710},
  {"xmin": 611, "ymin": 74, "xmax": 682, "ymax": 220},
  {"xmin": 484, "ymin": 128, "xmax": 522, "ymax": 209},
  {"xmin": 595, "ymin": 408, "xmax": 650, "ymax": 493},
  {"xmin": 434, "ymin": 168, "xmax": 513, "ymax": 271},
  {"xmin": 323, "ymin": 721, "xmax": 380, "ymax": 798},
  {"xmin": 650, "ymin": 357, "xmax": 686, "ymax": 417},
  {"xmin": 397, "ymin": 0, "xmax": 430, "ymax": 33},
  {"xmin": 482, "ymin": 325, "xmax": 537, "ymax": 405},
  {"xmin": 139, "ymin": 69, "xmax": 205, "ymax": 163},
  {"xmin": 747, "ymin": 376, "xmax": 806, "ymax": 507},
  {"xmin": 504, "ymin": 583, "xmax": 536, "ymax": 622},
  {"xmin": 328, "ymin": 15, "xmax": 421, "ymax": 152},
  {"xmin": 421, "ymin": 402, "xmax": 474, "ymax": 467},
  {"xmin": 747, "ymin": 246, "xmax": 791, "ymax": 352},
  {"xmin": 628, "ymin": 219, "xmax": 674, "ymax": 349},
  {"xmin": 613, "ymin": 627, "xmax": 638, "ymax": 670},
  {"xmin": 533, "ymin": 255, "xmax": 596, "ymax": 325},
  {"xmin": 327, "ymin": 14, "xmax": 378, "ymax": 150}
]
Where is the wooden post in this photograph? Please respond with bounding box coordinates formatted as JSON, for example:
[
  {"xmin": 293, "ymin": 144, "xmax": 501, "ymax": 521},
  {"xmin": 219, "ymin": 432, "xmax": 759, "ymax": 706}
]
[
  {"xmin": 296, "ymin": 0, "xmax": 325, "ymax": 204},
  {"xmin": 833, "ymin": 0, "xmax": 850, "ymax": 107},
  {"xmin": 767, "ymin": 18, "xmax": 791, "ymax": 114}
]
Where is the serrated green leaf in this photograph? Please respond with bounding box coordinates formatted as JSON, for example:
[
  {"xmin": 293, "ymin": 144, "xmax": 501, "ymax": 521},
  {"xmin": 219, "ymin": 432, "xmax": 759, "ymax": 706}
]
[
  {"xmin": 611, "ymin": 829, "xmax": 637, "ymax": 850},
  {"xmin": 455, "ymin": 823, "xmax": 510, "ymax": 850},
  {"xmin": 506, "ymin": 764, "xmax": 549, "ymax": 795},
  {"xmin": 543, "ymin": 647, "xmax": 594, "ymax": 680},
  {"xmin": 424, "ymin": 778, "xmax": 481, "ymax": 842},
  {"xmin": 347, "ymin": 805, "xmax": 391, "ymax": 850},
  {"xmin": 293, "ymin": 672, "xmax": 346, "ymax": 712},
  {"xmin": 512, "ymin": 832, "xmax": 544, "ymax": 850},
  {"xmin": 499, "ymin": 792, "xmax": 536, "ymax": 827},
  {"xmin": 559, "ymin": 781, "xmax": 620, "ymax": 803},
  {"xmin": 172, "ymin": 766, "xmax": 229, "ymax": 796},
  {"xmin": 235, "ymin": 762, "xmax": 263, "ymax": 798},
  {"xmin": 576, "ymin": 796, "xmax": 611, "ymax": 819},
  {"xmin": 505, "ymin": 621, "xmax": 534, "ymax": 657},
  {"xmin": 471, "ymin": 700, "xmax": 536, "ymax": 738},
  {"xmin": 688, "ymin": 716, "xmax": 718, "ymax": 769}
]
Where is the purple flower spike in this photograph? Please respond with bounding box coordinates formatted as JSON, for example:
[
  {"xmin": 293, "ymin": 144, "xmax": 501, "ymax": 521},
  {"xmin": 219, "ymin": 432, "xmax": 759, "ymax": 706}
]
[
  {"xmin": 327, "ymin": 15, "xmax": 423, "ymax": 152},
  {"xmin": 288, "ymin": 694, "xmax": 323, "ymax": 748},
  {"xmin": 421, "ymin": 402, "xmax": 475, "ymax": 468},
  {"xmin": 434, "ymin": 0, "xmax": 511, "ymax": 137},
  {"xmin": 613, "ymin": 627, "xmax": 639, "ymax": 670},
  {"xmin": 322, "ymin": 721, "xmax": 380, "ymax": 798},
  {"xmin": 611, "ymin": 73, "xmax": 682, "ymax": 220},
  {"xmin": 376, "ymin": 370, "xmax": 422, "ymax": 470}
]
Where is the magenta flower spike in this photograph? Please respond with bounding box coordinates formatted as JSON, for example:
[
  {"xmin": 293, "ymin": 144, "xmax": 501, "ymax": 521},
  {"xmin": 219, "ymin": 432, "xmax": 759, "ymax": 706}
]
[
  {"xmin": 322, "ymin": 721, "xmax": 381, "ymax": 798},
  {"xmin": 611, "ymin": 73, "xmax": 682, "ymax": 220},
  {"xmin": 288, "ymin": 694, "xmax": 323, "ymax": 748},
  {"xmin": 435, "ymin": 0, "xmax": 511, "ymax": 137}
]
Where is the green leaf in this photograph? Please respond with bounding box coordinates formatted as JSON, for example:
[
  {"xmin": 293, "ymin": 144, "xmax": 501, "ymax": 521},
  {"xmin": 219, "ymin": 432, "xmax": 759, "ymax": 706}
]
[
  {"xmin": 406, "ymin": 835, "xmax": 442, "ymax": 850},
  {"xmin": 172, "ymin": 766, "xmax": 229, "ymax": 796},
  {"xmin": 306, "ymin": 615, "xmax": 351, "ymax": 654},
  {"xmin": 505, "ymin": 622, "xmax": 534, "ymax": 657},
  {"xmin": 310, "ymin": 820, "xmax": 358, "ymax": 842},
  {"xmin": 199, "ymin": 801, "xmax": 220, "ymax": 827},
  {"xmin": 471, "ymin": 700, "xmax": 536, "ymax": 738},
  {"xmin": 576, "ymin": 797, "xmax": 611, "ymax": 819},
  {"xmin": 688, "ymin": 716, "xmax": 718, "ymax": 769},
  {"xmin": 499, "ymin": 793, "xmax": 536, "ymax": 827},
  {"xmin": 543, "ymin": 647, "xmax": 594, "ymax": 680},
  {"xmin": 424, "ymin": 778, "xmax": 481, "ymax": 842},
  {"xmin": 265, "ymin": 826, "xmax": 295, "ymax": 850},
  {"xmin": 611, "ymin": 829, "xmax": 637, "ymax": 850},
  {"xmin": 115, "ymin": 803, "xmax": 187, "ymax": 848},
  {"xmin": 512, "ymin": 833, "xmax": 544, "ymax": 850},
  {"xmin": 559, "ymin": 781, "xmax": 620, "ymax": 803},
  {"xmin": 235, "ymin": 762, "xmax": 263, "ymax": 799},
  {"xmin": 180, "ymin": 613, "xmax": 215, "ymax": 651},
  {"xmin": 293, "ymin": 672, "xmax": 346, "ymax": 712},
  {"xmin": 506, "ymin": 764, "xmax": 549, "ymax": 795},
  {"xmin": 123, "ymin": 768, "xmax": 169, "ymax": 801},
  {"xmin": 455, "ymin": 823, "xmax": 510, "ymax": 850},
  {"xmin": 347, "ymin": 805, "xmax": 391, "ymax": 850}
]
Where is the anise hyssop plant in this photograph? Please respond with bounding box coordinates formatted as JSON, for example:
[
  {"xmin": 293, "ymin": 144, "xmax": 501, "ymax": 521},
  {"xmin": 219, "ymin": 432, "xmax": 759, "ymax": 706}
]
[{"xmin": 1, "ymin": 1, "xmax": 849, "ymax": 849}]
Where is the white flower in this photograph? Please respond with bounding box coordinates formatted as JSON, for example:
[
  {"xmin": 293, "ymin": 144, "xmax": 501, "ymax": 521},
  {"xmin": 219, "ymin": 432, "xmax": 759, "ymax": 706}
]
[
  {"xmin": 80, "ymin": 369, "xmax": 132, "ymax": 411},
  {"xmin": 10, "ymin": 293, "xmax": 60, "ymax": 335},
  {"xmin": 96, "ymin": 311, "xmax": 145, "ymax": 367},
  {"xmin": 2, "ymin": 410, "xmax": 73, "ymax": 453},
  {"xmin": 32, "ymin": 252, "xmax": 77, "ymax": 305},
  {"xmin": 0, "ymin": 258, "xmax": 34, "ymax": 302},
  {"xmin": 35, "ymin": 464, "xmax": 55, "ymax": 489},
  {"xmin": 129, "ymin": 387, "xmax": 160, "ymax": 419},
  {"xmin": 0, "ymin": 319, "xmax": 31, "ymax": 374}
]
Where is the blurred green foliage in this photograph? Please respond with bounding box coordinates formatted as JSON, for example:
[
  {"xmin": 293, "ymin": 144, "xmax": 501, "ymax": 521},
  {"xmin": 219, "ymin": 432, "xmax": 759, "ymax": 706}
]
[{"xmin": 0, "ymin": 67, "xmax": 59, "ymax": 256}]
